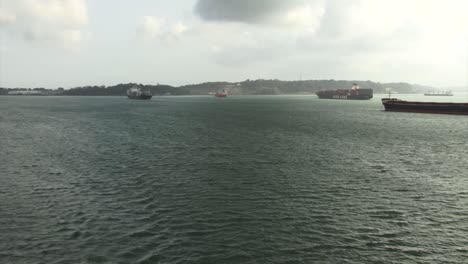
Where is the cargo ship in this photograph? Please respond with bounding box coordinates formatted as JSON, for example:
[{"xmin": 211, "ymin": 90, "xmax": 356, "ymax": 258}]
[
  {"xmin": 316, "ymin": 84, "xmax": 373, "ymax": 100},
  {"xmin": 127, "ymin": 87, "xmax": 152, "ymax": 100},
  {"xmin": 424, "ymin": 90, "xmax": 453, "ymax": 96},
  {"xmin": 215, "ymin": 89, "xmax": 227, "ymax": 97},
  {"xmin": 381, "ymin": 98, "xmax": 468, "ymax": 115}
]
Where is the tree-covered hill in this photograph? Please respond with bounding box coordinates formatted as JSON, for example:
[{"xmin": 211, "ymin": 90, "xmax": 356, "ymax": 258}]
[
  {"xmin": 1, "ymin": 79, "xmax": 433, "ymax": 96},
  {"xmin": 61, "ymin": 83, "xmax": 187, "ymax": 96},
  {"xmin": 179, "ymin": 79, "xmax": 431, "ymax": 95}
]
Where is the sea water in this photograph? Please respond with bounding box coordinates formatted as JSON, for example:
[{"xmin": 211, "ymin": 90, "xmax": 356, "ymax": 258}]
[{"xmin": 1, "ymin": 95, "xmax": 467, "ymax": 263}]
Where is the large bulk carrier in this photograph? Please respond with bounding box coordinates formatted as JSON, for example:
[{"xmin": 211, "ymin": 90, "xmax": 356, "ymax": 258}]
[
  {"xmin": 316, "ymin": 84, "xmax": 373, "ymax": 100},
  {"xmin": 381, "ymin": 98, "xmax": 468, "ymax": 115}
]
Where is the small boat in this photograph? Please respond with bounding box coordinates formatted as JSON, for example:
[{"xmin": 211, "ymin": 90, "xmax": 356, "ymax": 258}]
[
  {"xmin": 127, "ymin": 87, "xmax": 152, "ymax": 100},
  {"xmin": 215, "ymin": 89, "xmax": 227, "ymax": 97}
]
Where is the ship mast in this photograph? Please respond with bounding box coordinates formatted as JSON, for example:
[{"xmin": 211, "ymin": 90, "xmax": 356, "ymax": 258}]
[{"xmin": 385, "ymin": 87, "xmax": 392, "ymax": 98}]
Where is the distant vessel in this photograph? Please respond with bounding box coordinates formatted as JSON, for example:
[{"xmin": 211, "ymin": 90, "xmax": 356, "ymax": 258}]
[
  {"xmin": 382, "ymin": 98, "xmax": 468, "ymax": 115},
  {"xmin": 424, "ymin": 90, "xmax": 453, "ymax": 96},
  {"xmin": 316, "ymin": 84, "xmax": 373, "ymax": 100},
  {"xmin": 215, "ymin": 89, "xmax": 227, "ymax": 97},
  {"xmin": 127, "ymin": 87, "xmax": 152, "ymax": 100}
]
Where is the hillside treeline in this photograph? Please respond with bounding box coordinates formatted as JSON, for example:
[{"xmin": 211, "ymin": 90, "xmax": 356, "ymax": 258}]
[
  {"xmin": 180, "ymin": 79, "xmax": 430, "ymax": 95},
  {"xmin": 1, "ymin": 79, "xmax": 431, "ymax": 96}
]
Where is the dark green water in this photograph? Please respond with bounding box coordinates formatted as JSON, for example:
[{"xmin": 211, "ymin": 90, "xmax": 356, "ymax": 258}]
[{"xmin": 1, "ymin": 95, "xmax": 468, "ymax": 264}]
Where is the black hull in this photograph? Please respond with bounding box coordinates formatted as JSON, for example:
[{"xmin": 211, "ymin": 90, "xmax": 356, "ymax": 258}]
[
  {"xmin": 316, "ymin": 95, "xmax": 372, "ymax": 100},
  {"xmin": 128, "ymin": 95, "xmax": 152, "ymax": 100},
  {"xmin": 316, "ymin": 89, "xmax": 373, "ymax": 100},
  {"xmin": 382, "ymin": 99, "xmax": 468, "ymax": 115}
]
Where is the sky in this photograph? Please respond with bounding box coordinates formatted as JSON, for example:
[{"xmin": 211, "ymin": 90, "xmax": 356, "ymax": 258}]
[{"xmin": 0, "ymin": 0, "xmax": 467, "ymax": 88}]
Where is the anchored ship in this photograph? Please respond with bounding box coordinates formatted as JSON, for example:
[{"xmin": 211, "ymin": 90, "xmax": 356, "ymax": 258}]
[
  {"xmin": 215, "ymin": 89, "xmax": 228, "ymax": 97},
  {"xmin": 424, "ymin": 90, "xmax": 453, "ymax": 96},
  {"xmin": 127, "ymin": 87, "xmax": 152, "ymax": 100},
  {"xmin": 316, "ymin": 84, "xmax": 373, "ymax": 100},
  {"xmin": 382, "ymin": 98, "xmax": 468, "ymax": 115}
]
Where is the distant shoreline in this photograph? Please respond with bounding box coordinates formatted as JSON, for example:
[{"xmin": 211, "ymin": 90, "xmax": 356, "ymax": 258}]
[
  {"xmin": 0, "ymin": 92, "xmax": 426, "ymax": 97},
  {"xmin": 0, "ymin": 79, "xmax": 434, "ymax": 96}
]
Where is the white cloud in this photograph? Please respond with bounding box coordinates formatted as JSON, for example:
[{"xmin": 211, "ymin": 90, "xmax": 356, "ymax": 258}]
[
  {"xmin": 171, "ymin": 22, "xmax": 188, "ymax": 36},
  {"xmin": 136, "ymin": 16, "xmax": 188, "ymax": 45},
  {"xmin": 0, "ymin": 9, "xmax": 16, "ymax": 25},
  {"xmin": 137, "ymin": 16, "xmax": 166, "ymax": 39},
  {"xmin": 25, "ymin": 0, "xmax": 87, "ymax": 27},
  {"xmin": 0, "ymin": 0, "xmax": 88, "ymax": 49},
  {"xmin": 281, "ymin": 3, "xmax": 324, "ymax": 32},
  {"xmin": 210, "ymin": 44, "xmax": 222, "ymax": 53}
]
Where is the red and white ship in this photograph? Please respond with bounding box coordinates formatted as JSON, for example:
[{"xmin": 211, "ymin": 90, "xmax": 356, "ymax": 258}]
[{"xmin": 215, "ymin": 89, "xmax": 228, "ymax": 97}]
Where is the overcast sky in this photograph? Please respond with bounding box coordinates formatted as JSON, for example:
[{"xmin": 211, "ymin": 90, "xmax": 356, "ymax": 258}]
[{"xmin": 0, "ymin": 0, "xmax": 467, "ymax": 88}]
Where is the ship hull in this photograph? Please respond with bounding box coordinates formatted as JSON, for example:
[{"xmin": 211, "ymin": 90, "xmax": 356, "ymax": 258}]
[
  {"xmin": 215, "ymin": 91, "xmax": 227, "ymax": 97},
  {"xmin": 316, "ymin": 89, "xmax": 373, "ymax": 100},
  {"xmin": 127, "ymin": 94, "xmax": 152, "ymax": 100},
  {"xmin": 316, "ymin": 94, "xmax": 373, "ymax": 100},
  {"xmin": 382, "ymin": 99, "xmax": 468, "ymax": 115}
]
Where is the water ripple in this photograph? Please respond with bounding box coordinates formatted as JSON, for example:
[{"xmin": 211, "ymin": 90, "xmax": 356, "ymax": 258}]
[{"xmin": 1, "ymin": 96, "xmax": 468, "ymax": 263}]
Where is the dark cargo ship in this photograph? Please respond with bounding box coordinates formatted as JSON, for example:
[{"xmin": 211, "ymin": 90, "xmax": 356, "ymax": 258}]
[
  {"xmin": 382, "ymin": 98, "xmax": 468, "ymax": 115},
  {"xmin": 316, "ymin": 84, "xmax": 373, "ymax": 100},
  {"xmin": 127, "ymin": 87, "xmax": 152, "ymax": 100}
]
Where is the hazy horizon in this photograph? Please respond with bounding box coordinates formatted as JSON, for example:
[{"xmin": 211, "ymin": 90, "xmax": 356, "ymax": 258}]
[
  {"xmin": 1, "ymin": 0, "xmax": 467, "ymax": 88},
  {"xmin": 4, "ymin": 79, "xmax": 467, "ymax": 91}
]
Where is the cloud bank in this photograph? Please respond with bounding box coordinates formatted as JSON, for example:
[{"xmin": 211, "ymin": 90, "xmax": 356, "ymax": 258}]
[
  {"xmin": 191, "ymin": 0, "xmax": 468, "ymax": 85},
  {"xmin": 195, "ymin": 0, "xmax": 300, "ymax": 23},
  {"xmin": 194, "ymin": 0, "xmax": 324, "ymax": 30},
  {"xmin": 0, "ymin": 0, "xmax": 88, "ymax": 49}
]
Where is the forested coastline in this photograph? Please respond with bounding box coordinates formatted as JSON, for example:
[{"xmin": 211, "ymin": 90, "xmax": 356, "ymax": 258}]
[{"xmin": 0, "ymin": 79, "xmax": 432, "ymax": 96}]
